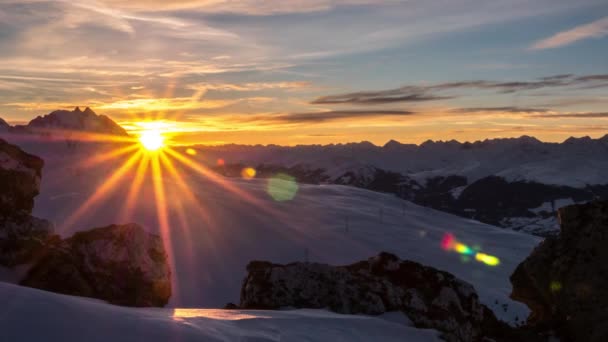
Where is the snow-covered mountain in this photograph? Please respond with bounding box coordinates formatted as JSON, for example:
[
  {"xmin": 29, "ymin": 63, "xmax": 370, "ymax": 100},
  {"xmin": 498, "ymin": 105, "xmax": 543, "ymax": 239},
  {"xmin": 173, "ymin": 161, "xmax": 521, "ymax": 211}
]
[
  {"xmin": 192, "ymin": 135, "xmax": 608, "ymax": 188},
  {"xmin": 1, "ymin": 107, "xmax": 128, "ymax": 137},
  {"xmin": 192, "ymin": 135, "xmax": 608, "ymax": 236}
]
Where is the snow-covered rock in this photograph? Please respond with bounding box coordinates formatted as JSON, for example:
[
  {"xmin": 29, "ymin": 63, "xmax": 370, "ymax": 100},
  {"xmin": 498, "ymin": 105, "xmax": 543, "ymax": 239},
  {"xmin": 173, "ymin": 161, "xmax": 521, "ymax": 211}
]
[
  {"xmin": 240, "ymin": 252, "xmax": 504, "ymax": 342},
  {"xmin": 21, "ymin": 223, "xmax": 171, "ymax": 307}
]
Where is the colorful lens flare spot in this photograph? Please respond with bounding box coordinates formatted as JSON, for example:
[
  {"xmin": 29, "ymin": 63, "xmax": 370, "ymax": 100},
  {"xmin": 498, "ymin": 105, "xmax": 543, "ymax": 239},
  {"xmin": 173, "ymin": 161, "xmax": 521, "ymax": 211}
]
[
  {"xmin": 475, "ymin": 252, "xmax": 500, "ymax": 266},
  {"xmin": 267, "ymin": 173, "xmax": 299, "ymax": 201},
  {"xmin": 217, "ymin": 158, "xmax": 225, "ymax": 166},
  {"xmin": 241, "ymin": 167, "xmax": 256, "ymax": 179},
  {"xmin": 441, "ymin": 233, "xmax": 500, "ymax": 267},
  {"xmin": 186, "ymin": 148, "xmax": 197, "ymax": 156},
  {"xmin": 550, "ymin": 281, "xmax": 562, "ymax": 292}
]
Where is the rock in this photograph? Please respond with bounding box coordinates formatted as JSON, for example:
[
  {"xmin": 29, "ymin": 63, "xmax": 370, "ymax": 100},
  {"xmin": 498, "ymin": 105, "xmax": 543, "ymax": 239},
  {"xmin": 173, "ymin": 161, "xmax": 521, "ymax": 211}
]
[
  {"xmin": 0, "ymin": 139, "xmax": 53, "ymax": 267},
  {"xmin": 240, "ymin": 252, "xmax": 501, "ymax": 342},
  {"xmin": 0, "ymin": 214, "xmax": 54, "ymax": 267},
  {"xmin": 224, "ymin": 302, "xmax": 239, "ymax": 310},
  {"xmin": 510, "ymin": 200, "xmax": 608, "ymax": 341},
  {"xmin": 21, "ymin": 223, "xmax": 171, "ymax": 307},
  {"xmin": 0, "ymin": 138, "xmax": 44, "ymax": 215}
]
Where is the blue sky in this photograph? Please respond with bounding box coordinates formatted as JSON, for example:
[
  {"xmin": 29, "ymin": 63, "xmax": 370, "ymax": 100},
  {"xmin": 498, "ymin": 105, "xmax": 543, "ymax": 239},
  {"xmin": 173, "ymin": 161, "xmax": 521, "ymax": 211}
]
[{"xmin": 0, "ymin": 0, "xmax": 607, "ymax": 145}]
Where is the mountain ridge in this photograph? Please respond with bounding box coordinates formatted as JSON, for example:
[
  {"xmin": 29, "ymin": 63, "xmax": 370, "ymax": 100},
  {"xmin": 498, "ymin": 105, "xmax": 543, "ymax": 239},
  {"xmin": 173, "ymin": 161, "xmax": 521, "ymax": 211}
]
[{"xmin": 0, "ymin": 107, "xmax": 128, "ymax": 137}]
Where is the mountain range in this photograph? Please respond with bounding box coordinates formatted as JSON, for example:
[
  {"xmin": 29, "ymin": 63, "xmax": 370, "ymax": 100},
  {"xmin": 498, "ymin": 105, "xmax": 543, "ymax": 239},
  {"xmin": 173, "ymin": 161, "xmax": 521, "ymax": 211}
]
[{"xmin": 2, "ymin": 108, "xmax": 607, "ymax": 236}]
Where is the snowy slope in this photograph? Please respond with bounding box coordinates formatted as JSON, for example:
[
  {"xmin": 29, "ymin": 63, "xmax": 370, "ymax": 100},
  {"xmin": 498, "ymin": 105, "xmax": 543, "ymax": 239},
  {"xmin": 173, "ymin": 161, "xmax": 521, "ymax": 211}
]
[
  {"xmin": 14, "ymin": 142, "xmax": 542, "ymax": 325},
  {"xmin": 0, "ymin": 282, "xmax": 441, "ymax": 342}
]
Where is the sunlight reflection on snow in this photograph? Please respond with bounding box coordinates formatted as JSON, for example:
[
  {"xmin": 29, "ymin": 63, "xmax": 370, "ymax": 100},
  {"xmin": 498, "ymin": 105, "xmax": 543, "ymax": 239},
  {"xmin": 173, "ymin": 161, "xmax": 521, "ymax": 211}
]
[{"xmin": 172, "ymin": 309, "xmax": 271, "ymax": 321}]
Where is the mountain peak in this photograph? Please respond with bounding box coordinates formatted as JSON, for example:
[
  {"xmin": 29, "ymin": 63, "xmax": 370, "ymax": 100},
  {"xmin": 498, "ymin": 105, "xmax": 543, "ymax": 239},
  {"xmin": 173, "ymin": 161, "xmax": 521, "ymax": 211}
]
[
  {"xmin": 383, "ymin": 139, "xmax": 402, "ymax": 148},
  {"xmin": 25, "ymin": 108, "xmax": 128, "ymax": 136}
]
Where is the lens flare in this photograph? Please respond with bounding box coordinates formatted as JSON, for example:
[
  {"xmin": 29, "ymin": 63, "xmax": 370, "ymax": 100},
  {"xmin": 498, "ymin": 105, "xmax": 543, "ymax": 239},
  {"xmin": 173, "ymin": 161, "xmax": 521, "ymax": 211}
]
[
  {"xmin": 441, "ymin": 233, "xmax": 500, "ymax": 267},
  {"xmin": 186, "ymin": 148, "xmax": 197, "ymax": 156},
  {"xmin": 241, "ymin": 167, "xmax": 256, "ymax": 179},
  {"xmin": 475, "ymin": 252, "xmax": 500, "ymax": 266},
  {"xmin": 267, "ymin": 173, "xmax": 299, "ymax": 201}
]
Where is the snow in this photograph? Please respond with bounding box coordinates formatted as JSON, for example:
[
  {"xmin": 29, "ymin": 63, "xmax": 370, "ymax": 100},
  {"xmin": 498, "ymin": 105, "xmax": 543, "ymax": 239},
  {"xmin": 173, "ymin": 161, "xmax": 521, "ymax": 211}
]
[
  {"xmin": 0, "ymin": 140, "xmax": 544, "ymax": 340},
  {"xmin": 0, "ymin": 282, "xmax": 441, "ymax": 342},
  {"xmin": 4, "ymin": 142, "xmax": 541, "ymax": 326}
]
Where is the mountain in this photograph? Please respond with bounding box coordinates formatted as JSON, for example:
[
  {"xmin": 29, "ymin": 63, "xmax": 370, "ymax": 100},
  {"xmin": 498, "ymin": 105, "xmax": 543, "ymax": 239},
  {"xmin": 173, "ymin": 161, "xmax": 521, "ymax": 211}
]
[
  {"xmin": 1, "ymin": 107, "xmax": 128, "ymax": 137},
  {"xmin": 194, "ymin": 135, "xmax": 608, "ymax": 236},
  {"xmin": 0, "ymin": 118, "xmax": 11, "ymax": 134}
]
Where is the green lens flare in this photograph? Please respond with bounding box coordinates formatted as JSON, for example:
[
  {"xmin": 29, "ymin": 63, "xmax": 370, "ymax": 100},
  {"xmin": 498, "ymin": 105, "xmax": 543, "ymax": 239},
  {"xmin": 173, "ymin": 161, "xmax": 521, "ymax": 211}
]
[{"xmin": 267, "ymin": 173, "xmax": 299, "ymax": 201}]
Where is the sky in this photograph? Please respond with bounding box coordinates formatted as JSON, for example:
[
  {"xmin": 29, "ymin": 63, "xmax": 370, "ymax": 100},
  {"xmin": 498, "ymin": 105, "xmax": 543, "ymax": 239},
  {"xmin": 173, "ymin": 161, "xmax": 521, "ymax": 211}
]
[{"xmin": 0, "ymin": 0, "xmax": 607, "ymax": 145}]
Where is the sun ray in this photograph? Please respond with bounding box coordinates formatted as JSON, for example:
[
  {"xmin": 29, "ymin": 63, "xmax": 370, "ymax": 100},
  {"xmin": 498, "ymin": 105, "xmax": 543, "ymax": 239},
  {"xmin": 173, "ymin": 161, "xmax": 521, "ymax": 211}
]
[
  {"xmin": 150, "ymin": 152, "xmax": 179, "ymax": 303},
  {"xmin": 28, "ymin": 128, "xmax": 137, "ymax": 144},
  {"xmin": 118, "ymin": 153, "xmax": 151, "ymax": 221},
  {"xmin": 158, "ymin": 153, "xmax": 200, "ymax": 269},
  {"xmin": 160, "ymin": 153, "xmax": 212, "ymax": 228},
  {"xmin": 163, "ymin": 147, "xmax": 321, "ymax": 251},
  {"xmin": 60, "ymin": 151, "xmax": 143, "ymax": 233},
  {"xmin": 164, "ymin": 147, "xmax": 267, "ymax": 208},
  {"xmin": 78, "ymin": 144, "xmax": 140, "ymax": 169}
]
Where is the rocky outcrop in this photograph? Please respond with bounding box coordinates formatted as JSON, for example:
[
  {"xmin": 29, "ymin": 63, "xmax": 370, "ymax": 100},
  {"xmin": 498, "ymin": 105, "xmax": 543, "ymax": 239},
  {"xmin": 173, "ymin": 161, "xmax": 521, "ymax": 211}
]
[
  {"xmin": 0, "ymin": 139, "xmax": 53, "ymax": 266},
  {"xmin": 21, "ymin": 223, "xmax": 172, "ymax": 307},
  {"xmin": 240, "ymin": 252, "xmax": 502, "ymax": 342},
  {"xmin": 0, "ymin": 139, "xmax": 44, "ymax": 215},
  {"xmin": 510, "ymin": 200, "xmax": 608, "ymax": 341}
]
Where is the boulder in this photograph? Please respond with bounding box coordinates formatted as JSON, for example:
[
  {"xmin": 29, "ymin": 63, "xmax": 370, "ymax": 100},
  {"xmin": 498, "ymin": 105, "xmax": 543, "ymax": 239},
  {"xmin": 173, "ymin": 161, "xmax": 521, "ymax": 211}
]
[
  {"xmin": 240, "ymin": 252, "xmax": 501, "ymax": 342},
  {"xmin": 21, "ymin": 223, "xmax": 171, "ymax": 307},
  {"xmin": 0, "ymin": 139, "xmax": 53, "ymax": 267},
  {"xmin": 0, "ymin": 138, "xmax": 44, "ymax": 215},
  {"xmin": 510, "ymin": 200, "xmax": 608, "ymax": 341}
]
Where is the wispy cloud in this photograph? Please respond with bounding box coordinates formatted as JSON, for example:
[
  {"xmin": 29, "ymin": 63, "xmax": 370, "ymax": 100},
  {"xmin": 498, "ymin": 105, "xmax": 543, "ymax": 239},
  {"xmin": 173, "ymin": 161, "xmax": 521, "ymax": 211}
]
[
  {"xmin": 535, "ymin": 112, "xmax": 608, "ymax": 118},
  {"xmin": 311, "ymin": 74, "xmax": 608, "ymax": 105},
  {"xmin": 452, "ymin": 107, "xmax": 549, "ymax": 113},
  {"xmin": 273, "ymin": 109, "xmax": 414, "ymax": 123},
  {"xmin": 312, "ymin": 90, "xmax": 451, "ymax": 105},
  {"xmin": 531, "ymin": 16, "xmax": 608, "ymax": 50}
]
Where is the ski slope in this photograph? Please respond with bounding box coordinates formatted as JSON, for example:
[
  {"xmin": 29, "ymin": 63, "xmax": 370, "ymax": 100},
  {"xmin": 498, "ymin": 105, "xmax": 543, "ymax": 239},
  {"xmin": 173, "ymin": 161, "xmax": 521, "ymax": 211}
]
[
  {"xmin": 0, "ymin": 282, "xmax": 441, "ymax": 342},
  {"xmin": 11, "ymin": 142, "xmax": 541, "ymax": 325}
]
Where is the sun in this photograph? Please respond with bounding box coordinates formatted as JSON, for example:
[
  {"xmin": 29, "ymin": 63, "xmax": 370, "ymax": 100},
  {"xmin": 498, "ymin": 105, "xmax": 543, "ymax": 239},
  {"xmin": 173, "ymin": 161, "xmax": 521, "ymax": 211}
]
[{"xmin": 139, "ymin": 130, "xmax": 165, "ymax": 151}]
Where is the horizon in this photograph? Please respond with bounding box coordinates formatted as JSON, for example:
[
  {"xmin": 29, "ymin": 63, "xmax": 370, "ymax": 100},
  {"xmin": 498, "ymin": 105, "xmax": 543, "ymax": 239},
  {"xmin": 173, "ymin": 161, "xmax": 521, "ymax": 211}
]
[
  {"xmin": 2, "ymin": 105, "xmax": 608, "ymax": 147},
  {"xmin": 1, "ymin": 1, "xmax": 607, "ymax": 145},
  {"xmin": 3, "ymin": 105, "xmax": 608, "ymax": 147}
]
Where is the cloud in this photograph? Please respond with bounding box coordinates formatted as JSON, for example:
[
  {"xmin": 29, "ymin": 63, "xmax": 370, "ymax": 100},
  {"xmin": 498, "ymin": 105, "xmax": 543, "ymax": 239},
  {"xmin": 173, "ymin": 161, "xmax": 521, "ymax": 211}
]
[
  {"xmin": 243, "ymin": 109, "xmax": 415, "ymax": 124},
  {"xmin": 531, "ymin": 16, "xmax": 608, "ymax": 50},
  {"xmin": 312, "ymin": 74, "xmax": 608, "ymax": 105},
  {"xmin": 312, "ymin": 89, "xmax": 451, "ymax": 105},
  {"xmin": 452, "ymin": 107, "xmax": 549, "ymax": 113},
  {"xmin": 96, "ymin": 0, "xmax": 386, "ymax": 15},
  {"xmin": 188, "ymin": 81, "xmax": 310, "ymax": 92},
  {"xmin": 535, "ymin": 112, "xmax": 608, "ymax": 118}
]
